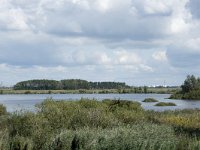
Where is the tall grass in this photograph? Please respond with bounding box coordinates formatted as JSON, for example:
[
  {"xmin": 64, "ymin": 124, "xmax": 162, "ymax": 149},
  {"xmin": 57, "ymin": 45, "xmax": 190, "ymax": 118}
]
[
  {"xmin": 50, "ymin": 123, "xmax": 178, "ymax": 150},
  {"xmin": 0, "ymin": 99, "xmax": 199, "ymax": 149}
]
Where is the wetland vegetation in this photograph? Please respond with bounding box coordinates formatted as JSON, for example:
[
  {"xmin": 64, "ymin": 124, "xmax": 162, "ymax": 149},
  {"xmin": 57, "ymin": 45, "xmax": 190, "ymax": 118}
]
[
  {"xmin": 0, "ymin": 98, "xmax": 199, "ymax": 150},
  {"xmin": 155, "ymin": 102, "xmax": 176, "ymax": 106},
  {"xmin": 170, "ymin": 75, "xmax": 200, "ymax": 100},
  {"xmin": 142, "ymin": 98, "xmax": 159, "ymax": 102}
]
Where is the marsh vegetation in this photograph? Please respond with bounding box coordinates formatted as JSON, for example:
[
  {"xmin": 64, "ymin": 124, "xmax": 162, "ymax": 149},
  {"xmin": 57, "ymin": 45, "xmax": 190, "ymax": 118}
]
[
  {"xmin": 0, "ymin": 98, "xmax": 199, "ymax": 150},
  {"xmin": 142, "ymin": 98, "xmax": 159, "ymax": 102},
  {"xmin": 155, "ymin": 102, "xmax": 177, "ymax": 106}
]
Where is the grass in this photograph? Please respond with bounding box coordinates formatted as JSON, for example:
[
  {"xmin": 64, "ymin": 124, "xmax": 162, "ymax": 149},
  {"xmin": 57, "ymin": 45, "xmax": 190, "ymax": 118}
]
[
  {"xmin": 155, "ymin": 102, "xmax": 176, "ymax": 106},
  {"xmin": 0, "ymin": 98, "xmax": 199, "ymax": 149},
  {"xmin": 143, "ymin": 98, "xmax": 159, "ymax": 102},
  {"xmin": 0, "ymin": 87, "xmax": 179, "ymax": 94},
  {"xmin": 51, "ymin": 123, "xmax": 179, "ymax": 150},
  {"xmin": 147, "ymin": 87, "xmax": 180, "ymax": 94}
]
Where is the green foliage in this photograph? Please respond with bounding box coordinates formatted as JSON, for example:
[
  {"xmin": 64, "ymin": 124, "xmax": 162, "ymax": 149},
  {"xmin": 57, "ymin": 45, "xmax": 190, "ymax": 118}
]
[
  {"xmin": 0, "ymin": 130, "xmax": 9, "ymax": 149},
  {"xmin": 61, "ymin": 79, "xmax": 90, "ymax": 90},
  {"xmin": 0, "ymin": 90, "xmax": 3, "ymax": 94},
  {"xmin": 50, "ymin": 123, "xmax": 178, "ymax": 150},
  {"xmin": 171, "ymin": 75, "xmax": 200, "ymax": 100},
  {"xmin": 9, "ymin": 135, "xmax": 33, "ymax": 150},
  {"xmin": 14, "ymin": 79, "xmax": 129, "ymax": 90},
  {"xmin": 155, "ymin": 102, "xmax": 176, "ymax": 106},
  {"xmin": 147, "ymin": 109, "xmax": 200, "ymax": 137},
  {"xmin": 24, "ymin": 90, "xmax": 31, "ymax": 94},
  {"xmin": 0, "ymin": 104, "xmax": 7, "ymax": 116},
  {"xmin": 143, "ymin": 98, "xmax": 159, "ymax": 102},
  {"xmin": 0, "ymin": 99, "xmax": 200, "ymax": 149},
  {"xmin": 36, "ymin": 99, "xmax": 119, "ymax": 130},
  {"xmin": 181, "ymin": 75, "xmax": 200, "ymax": 93},
  {"xmin": 14, "ymin": 79, "xmax": 62, "ymax": 90},
  {"xmin": 182, "ymin": 89, "xmax": 200, "ymax": 100},
  {"xmin": 169, "ymin": 93, "xmax": 183, "ymax": 99},
  {"xmin": 102, "ymin": 99, "xmax": 143, "ymax": 112},
  {"xmin": 102, "ymin": 99, "xmax": 145, "ymax": 124},
  {"xmin": 144, "ymin": 86, "xmax": 148, "ymax": 93}
]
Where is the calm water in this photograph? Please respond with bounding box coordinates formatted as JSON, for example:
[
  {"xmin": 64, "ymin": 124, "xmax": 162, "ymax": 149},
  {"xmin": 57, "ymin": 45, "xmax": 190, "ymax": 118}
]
[{"xmin": 0, "ymin": 94, "xmax": 200, "ymax": 112}]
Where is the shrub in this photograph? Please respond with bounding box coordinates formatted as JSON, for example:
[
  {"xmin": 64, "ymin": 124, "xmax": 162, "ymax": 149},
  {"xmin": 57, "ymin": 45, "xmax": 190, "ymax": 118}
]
[
  {"xmin": 155, "ymin": 102, "xmax": 176, "ymax": 106},
  {"xmin": 0, "ymin": 130, "xmax": 9, "ymax": 149},
  {"xmin": 9, "ymin": 135, "xmax": 33, "ymax": 150},
  {"xmin": 24, "ymin": 91, "xmax": 31, "ymax": 94},
  {"xmin": 143, "ymin": 98, "xmax": 159, "ymax": 102},
  {"xmin": 102, "ymin": 99, "xmax": 143, "ymax": 112},
  {"xmin": 36, "ymin": 99, "xmax": 118, "ymax": 130},
  {"xmin": 0, "ymin": 104, "xmax": 7, "ymax": 116}
]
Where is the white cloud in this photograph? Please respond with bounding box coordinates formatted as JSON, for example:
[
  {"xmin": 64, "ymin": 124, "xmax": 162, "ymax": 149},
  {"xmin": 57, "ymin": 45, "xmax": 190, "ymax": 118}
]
[
  {"xmin": 0, "ymin": 0, "xmax": 200, "ymax": 86},
  {"xmin": 139, "ymin": 64, "xmax": 154, "ymax": 72},
  {"xmin": 133, "ymin": 0, "xmax": 173, "ymax": 15},
  {"xmin": 115, "ymin": 50, "xmax": 142, "ymax": 65},
  {"xmin": 170, "ymin": 18, "xmax": 189, "ymax": 33},
  {"xmin": 70, "ymin": 49, "xmax": 143, "ymax": 66},
  {"xmin": 152, "ymin": 51, "xmax": 168, "ymax": 62},
  {"xmin": 0, "ymin": 7, "xmax": 29, "ymax": 30}
]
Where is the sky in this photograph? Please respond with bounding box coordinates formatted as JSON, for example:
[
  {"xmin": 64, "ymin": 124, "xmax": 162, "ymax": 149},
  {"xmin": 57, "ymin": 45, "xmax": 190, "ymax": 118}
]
[{"xmin": 0, "ymin": 0, "xmax": 200, "ymax": 86}]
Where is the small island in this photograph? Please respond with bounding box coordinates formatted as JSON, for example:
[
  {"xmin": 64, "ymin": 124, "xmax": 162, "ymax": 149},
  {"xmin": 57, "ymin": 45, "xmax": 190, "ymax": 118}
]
[
  {"xmin": 142, "ymin": 98, "xmax": 159, "ymax": 102},
  {"xmin": 155, "ymin": 102, "xmax": 176, "ymax": 106},
  {"xmin": 170, "ymin": 75, "xmax": 200, "ymax": 100}
]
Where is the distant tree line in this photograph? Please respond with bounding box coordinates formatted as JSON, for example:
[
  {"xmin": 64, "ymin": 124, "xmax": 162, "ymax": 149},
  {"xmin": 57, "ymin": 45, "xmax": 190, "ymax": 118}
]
[{"xmin": 13, "ymin": 79, "xmax": 130, "ymax": 90}]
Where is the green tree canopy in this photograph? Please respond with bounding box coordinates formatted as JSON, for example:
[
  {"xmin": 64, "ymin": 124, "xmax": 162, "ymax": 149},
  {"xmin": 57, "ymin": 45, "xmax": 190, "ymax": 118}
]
[{"xmin": 181, "ymin": 75, "xmax": 200, "ymax": 93}]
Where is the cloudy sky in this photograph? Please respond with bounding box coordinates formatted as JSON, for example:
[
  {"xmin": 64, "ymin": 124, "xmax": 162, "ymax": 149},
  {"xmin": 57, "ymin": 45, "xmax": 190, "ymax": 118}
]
[{"xmin": 0, "ymin": 0, "xmax": 200, "ymax": 86}]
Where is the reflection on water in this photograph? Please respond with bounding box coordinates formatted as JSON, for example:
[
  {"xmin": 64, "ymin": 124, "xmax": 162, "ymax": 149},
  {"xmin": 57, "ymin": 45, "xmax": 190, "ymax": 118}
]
[{"xmin": 0, "ymin": 94, "xmax": 200, "ymax": 112}]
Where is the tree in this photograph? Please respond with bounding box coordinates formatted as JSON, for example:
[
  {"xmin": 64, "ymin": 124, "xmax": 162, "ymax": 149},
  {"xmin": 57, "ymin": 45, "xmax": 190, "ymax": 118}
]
[
  {"xmin": 14, "ymin": 79, "xmax": 130, "ymax": 90},
  {"xmin": 144, "ymin": 86, "xmax": 148, "ymax": 94},
  {"xmin": 181, "ymin": 75, "xmax": 200, "ymax": 93}
]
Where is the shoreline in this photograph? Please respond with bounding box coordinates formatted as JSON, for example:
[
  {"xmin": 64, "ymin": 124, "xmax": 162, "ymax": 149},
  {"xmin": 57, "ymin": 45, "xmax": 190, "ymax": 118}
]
[{"xmin": 0, "ymin": 87, "xmax": 177, "ymax": 95}]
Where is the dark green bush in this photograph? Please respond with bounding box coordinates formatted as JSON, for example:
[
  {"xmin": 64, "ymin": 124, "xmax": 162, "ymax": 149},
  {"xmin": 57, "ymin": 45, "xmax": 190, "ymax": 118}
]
[
  {"xmin": 24, "ymin": 91, "xmax": 31, "ymax": 94},
  {"xmin": 155, "ymin": 102, "xmax": 176, "ymax": 106},
  {"xmin": 102, "ymin": 99, "xmax": 143, "ymax": 112},
  {"xmin": 143, "ymin": 98, "xmax": 159, "ymax": 102},
  {"xmin": 9, "ymin": 135, "xmax": 33, "ymax": 150}
]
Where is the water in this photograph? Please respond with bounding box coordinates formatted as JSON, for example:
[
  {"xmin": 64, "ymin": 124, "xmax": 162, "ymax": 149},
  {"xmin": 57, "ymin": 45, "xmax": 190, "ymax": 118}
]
[{"xmin": 0, "ymin": 94, "xmax": 200, "ymax": 112}]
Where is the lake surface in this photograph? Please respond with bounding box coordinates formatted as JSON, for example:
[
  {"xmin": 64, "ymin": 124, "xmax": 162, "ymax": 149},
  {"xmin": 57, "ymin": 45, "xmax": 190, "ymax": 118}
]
[{"xmin": 0, "ymin": 94, "xmax": 200, "ymax": 112}]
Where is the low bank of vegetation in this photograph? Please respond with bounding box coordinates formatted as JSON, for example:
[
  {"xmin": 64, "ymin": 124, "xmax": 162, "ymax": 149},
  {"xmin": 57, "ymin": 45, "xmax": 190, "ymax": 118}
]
[
  {"xmin": 0, "ymin": 98, "xmax": 199, "ymax": 149},
  {"xmin": 143, "ymin": 98, "xmax": 159, "ymax": 102},
  {"xmin": 155, "ymin": 102, "xmax": 176, "ymax": 106},
  {"xmin": 1, "ymin": 79, "xmax": 177, "ymax": 94},
  {"xmin": 0, "ymin": 87, "xmax": 178, "ymax": 95}
]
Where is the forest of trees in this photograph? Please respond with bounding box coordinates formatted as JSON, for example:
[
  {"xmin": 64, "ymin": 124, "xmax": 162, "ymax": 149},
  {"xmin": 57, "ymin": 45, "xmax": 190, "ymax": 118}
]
[{"xmin": 13, "ymin": 79, "xmax": 130, "ymax": 90}]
